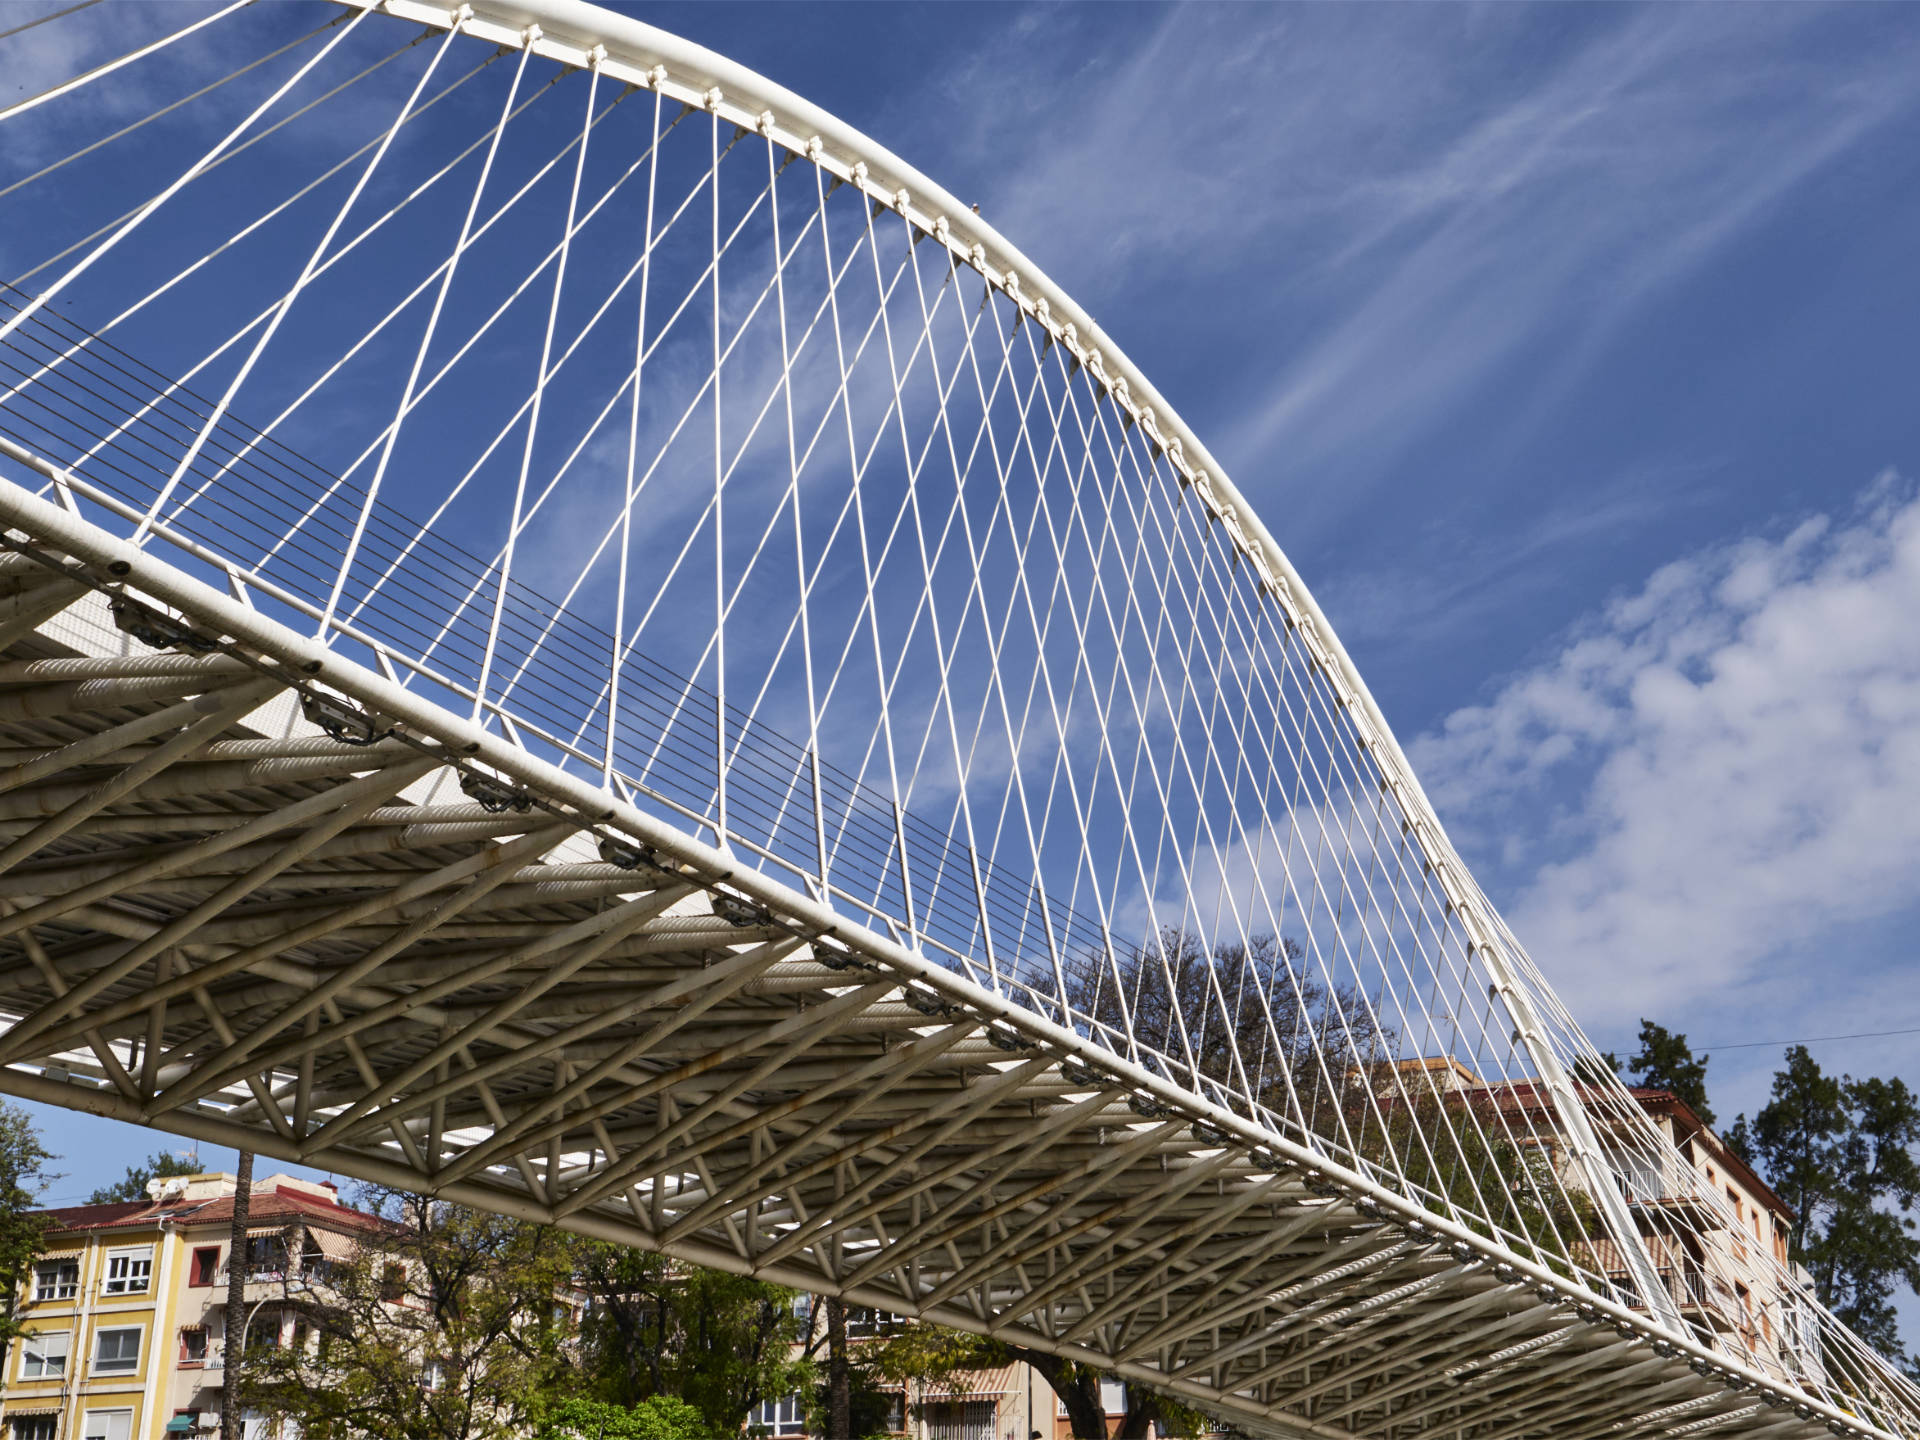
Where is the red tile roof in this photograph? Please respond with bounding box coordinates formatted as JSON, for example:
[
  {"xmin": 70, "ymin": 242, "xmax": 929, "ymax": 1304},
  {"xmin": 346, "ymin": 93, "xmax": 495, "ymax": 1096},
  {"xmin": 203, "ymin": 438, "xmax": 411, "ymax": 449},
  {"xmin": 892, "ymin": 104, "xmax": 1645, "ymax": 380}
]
[{"xmin": 39, "ymin": 1186, "xmax": 398, "ymax": 1237}]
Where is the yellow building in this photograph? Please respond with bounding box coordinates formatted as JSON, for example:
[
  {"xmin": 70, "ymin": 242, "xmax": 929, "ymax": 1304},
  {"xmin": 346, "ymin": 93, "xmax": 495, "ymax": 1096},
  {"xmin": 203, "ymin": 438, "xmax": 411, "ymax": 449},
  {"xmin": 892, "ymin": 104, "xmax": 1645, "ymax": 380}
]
[{"xmin": 2, "ymin": 1172, "xmax": 388, "ymax": 1440}]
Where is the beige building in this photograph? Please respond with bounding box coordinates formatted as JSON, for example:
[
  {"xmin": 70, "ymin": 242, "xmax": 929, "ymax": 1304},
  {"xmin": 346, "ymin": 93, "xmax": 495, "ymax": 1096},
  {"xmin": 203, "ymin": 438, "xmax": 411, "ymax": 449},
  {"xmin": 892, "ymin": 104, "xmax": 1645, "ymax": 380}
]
[
  {"xmin": 1383, "ymin": 1060, "xmax": 1812, "ymax": 1378},
  {"xmin": 1, "ymin": 1172, "xmax": 391, "ymax": 1440}
]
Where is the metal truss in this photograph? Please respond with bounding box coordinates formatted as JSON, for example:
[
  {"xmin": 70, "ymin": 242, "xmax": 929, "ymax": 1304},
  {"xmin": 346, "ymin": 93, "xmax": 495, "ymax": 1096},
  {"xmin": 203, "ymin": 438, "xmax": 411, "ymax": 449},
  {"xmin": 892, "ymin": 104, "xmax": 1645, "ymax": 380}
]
[{"xmin": 0, "ymin": 4, "xmax": 1914, "ymax": 1439}]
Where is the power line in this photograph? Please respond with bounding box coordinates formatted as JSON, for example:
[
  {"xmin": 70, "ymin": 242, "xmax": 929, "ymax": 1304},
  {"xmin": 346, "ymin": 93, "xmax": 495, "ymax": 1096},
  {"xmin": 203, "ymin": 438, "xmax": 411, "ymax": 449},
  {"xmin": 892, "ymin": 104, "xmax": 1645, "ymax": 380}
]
[{"xmin": 1699, "ymin": 1026, "xmax": 1920, "ymax": 1053}]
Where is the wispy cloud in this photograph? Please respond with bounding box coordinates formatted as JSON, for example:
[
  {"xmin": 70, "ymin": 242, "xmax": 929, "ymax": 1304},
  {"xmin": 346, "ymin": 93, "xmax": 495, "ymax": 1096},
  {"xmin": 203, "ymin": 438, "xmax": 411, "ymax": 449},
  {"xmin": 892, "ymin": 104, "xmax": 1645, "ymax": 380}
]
[{"xmin": 899, "ymin": 5, "xmax": 1920, "ymax": 552}]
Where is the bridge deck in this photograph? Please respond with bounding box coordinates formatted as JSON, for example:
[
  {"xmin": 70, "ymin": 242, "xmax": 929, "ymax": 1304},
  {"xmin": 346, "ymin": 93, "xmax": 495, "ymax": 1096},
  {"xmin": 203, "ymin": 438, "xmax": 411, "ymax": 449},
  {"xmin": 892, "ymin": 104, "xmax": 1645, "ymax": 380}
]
[{"xmin": 0, "ymin": 494, "xmax": 1840, "ymax": 1440}]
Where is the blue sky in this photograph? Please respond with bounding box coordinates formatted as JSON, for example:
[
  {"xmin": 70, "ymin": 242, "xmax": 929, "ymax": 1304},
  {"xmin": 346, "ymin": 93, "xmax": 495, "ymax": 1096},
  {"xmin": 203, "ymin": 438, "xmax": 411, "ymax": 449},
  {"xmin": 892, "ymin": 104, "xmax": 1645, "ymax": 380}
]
[
  {"xmin": 652, "ymin": 0, "xmax": 1920, "ymax": 1310},
  {"xmin": 615, "ymin": 0, "xmax": 1920, "ymax": 1114},
  {"xmin": 12, "ymin": 0, "xmax": 1920, "ymax": 1330}
]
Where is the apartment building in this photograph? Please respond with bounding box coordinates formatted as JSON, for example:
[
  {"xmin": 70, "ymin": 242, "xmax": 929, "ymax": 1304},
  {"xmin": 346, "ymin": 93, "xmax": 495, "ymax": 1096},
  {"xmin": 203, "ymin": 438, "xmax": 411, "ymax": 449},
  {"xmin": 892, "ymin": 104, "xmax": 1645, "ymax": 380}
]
[
  {"xmin": 1, "ymin": 1171, "xmax": 390, "ymax": 1440},
  {"xmin": 1379, "ymin": 1060, "xmax": 1811, "ymax": 1376}
]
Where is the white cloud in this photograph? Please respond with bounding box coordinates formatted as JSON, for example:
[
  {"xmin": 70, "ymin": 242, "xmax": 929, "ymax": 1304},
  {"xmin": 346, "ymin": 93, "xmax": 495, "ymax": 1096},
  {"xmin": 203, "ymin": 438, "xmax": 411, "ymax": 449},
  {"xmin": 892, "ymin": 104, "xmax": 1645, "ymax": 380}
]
[{"xmin": 1412, "ymin": 472, "xmax": 1920, "ymax": 1026}]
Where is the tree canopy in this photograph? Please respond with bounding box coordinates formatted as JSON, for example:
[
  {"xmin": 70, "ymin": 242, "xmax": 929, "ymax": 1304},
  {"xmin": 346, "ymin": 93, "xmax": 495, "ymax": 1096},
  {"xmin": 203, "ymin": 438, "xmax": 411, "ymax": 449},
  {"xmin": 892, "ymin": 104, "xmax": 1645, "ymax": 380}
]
[
  {"xmin": 535, "ymin": 1395, "xmax": 718, "ymax": 1440},
  {"xmin": 86, "ymin": 1147, "xmax": 199, "ymax": 1204},
  {"xmin": 249, "ymin": 1187, "xmax": 579, "ymax": 1440},
  {"xmin": 1070, "ymin": 928, "xmax": 1394, "ymax": 1147},
  {"xmin": 571, "ymin": 1241, "xmax": 812, "ymax": 1435},
  {"xmin": 0, "ymin": 1101, "xmax": 58, "ymax": 1355},
  {"xmin": 1727, "ymin": 1046, "xmax": 1920, "ymax": 1365},
  {"xmin": 1621, "ymin": 1021, "xmax": 1716, "ymax": 1125}
]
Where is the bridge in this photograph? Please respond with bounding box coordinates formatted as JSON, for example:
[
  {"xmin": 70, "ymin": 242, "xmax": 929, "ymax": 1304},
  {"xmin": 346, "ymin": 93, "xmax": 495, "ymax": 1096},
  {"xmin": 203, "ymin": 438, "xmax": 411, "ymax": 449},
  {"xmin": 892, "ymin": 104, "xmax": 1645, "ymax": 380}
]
[{"xmin": 0, "ymin": 3, "xmax": 1914, "ymax": 1437}]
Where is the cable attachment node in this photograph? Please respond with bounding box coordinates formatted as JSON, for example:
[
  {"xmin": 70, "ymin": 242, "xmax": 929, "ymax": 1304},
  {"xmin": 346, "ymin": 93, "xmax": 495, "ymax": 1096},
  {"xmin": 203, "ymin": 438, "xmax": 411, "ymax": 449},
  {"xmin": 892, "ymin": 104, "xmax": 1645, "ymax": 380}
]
[
  {"xmin": 1059, "ymin": 1059, "xmax": 1115, "ymax": 1089},
  {"xmin": 902, "ymin": 983, "xmax": 955, "ymax": 1018},
  {"xmin": 596, "ymin": 835, "xmax": 670, "ymax": 874},
  {"xmin": 459, "ymin": 771, "xmax": 533, "ymax": 814},
  {"xmin": 984, "ymin": 1024, "xmax": 1029, "ymax": 1054},
  {"xmin": 110, "ymin": 594, "xmax": 221, "ymax": 654},
  {"xmin": 812, "ymin": 938, "xmax": 873, "ymax": 972},
  {"xmin": 710, "ymin": 891, "xmax": 770, "ymax": 928},
  {"xmin": 301, "ymin": 690, "xmax": 395, "ymax": 747}
]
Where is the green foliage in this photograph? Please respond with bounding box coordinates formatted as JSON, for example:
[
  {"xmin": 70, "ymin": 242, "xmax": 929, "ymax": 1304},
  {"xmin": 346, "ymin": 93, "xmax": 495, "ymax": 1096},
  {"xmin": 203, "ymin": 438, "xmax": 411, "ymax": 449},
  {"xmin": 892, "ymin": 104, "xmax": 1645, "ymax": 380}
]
[
  {"xmin": 1621, "ymin": 1021, "xmax": 1715, "ymax": 1125},
  {"xmin": 536, "ymin": 1395, "xmax": 719, "ymax": 1440},
  {"xmin": 571, "ymin": 1242, "xmax": 811, "ymax": 1435},
  {"xmin": 861, "ymin": 1320, "xmax": 1002, "ymax": 1392},
  {"xmin": 861, "ymin": 1320, "xmax": 1210, "ymax": 1440},
  {"xmin": 1732, "ymin": 1046, "xmax": 1920, "ymax": 1364},
  {"xmin": 0, "ymin": 1101, "xmax": 58, "ymax": 1350},
  {"xmin": 807, "ymin": 1358, "xmax": 898, "ymax": 1440},
  {"xmin": 1371, "ymin": 1091, "xmax": 1598, "ymax": 1270},
  {"xmin": 86, "ymin": 1148, "xmax": 198, "ymax": 1204},
  {"xmin": 247, "ymin": 1187, "xmax": 580, "ymax": 1440}
]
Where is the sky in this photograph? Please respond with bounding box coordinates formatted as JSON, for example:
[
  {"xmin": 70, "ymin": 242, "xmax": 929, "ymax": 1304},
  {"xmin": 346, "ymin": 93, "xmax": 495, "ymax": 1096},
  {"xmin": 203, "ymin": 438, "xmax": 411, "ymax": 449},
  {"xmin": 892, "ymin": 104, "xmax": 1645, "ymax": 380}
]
[
  {"xmin": 615, "ymin": 0, "xmax": 1920, "ymax": 1118},
  {"xmin": 10, "ymin": 0, "xmax": 1920, "ymax": 1331}
]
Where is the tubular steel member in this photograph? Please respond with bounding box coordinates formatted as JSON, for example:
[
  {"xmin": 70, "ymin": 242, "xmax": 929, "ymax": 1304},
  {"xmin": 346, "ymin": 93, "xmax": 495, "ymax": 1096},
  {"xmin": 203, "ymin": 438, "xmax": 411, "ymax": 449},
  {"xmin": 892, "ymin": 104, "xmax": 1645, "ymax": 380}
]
[{"xmin": 1, "ymin": 3, "xmax": 1916, "ymax": 1437}]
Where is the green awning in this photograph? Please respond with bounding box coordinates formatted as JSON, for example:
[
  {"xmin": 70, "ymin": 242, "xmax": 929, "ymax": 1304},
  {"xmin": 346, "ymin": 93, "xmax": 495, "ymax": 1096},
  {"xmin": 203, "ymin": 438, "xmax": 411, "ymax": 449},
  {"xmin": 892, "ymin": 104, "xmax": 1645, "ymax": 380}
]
[{"xmin": 164, "ymin": 1416, "xmax": 196, "ymax": 1433}]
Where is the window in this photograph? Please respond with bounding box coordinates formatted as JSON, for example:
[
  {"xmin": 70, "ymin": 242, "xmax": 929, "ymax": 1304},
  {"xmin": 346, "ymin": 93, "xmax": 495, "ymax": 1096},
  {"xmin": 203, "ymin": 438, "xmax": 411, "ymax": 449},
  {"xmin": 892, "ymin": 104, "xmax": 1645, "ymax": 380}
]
[
  {"xmin": 19, "ymin": 1330, "xmax": 69, "ymax": 1379},
  {"xmin": 378, "ymin": 1262, "xmax": 406, "ymax": 1303},
  {"xmin": 33, "ymin": 1259, "xmax": 78, "ymax": 1301},
  {"xmin": 93, "ymin": 1325, "xmax": 142, "ymax": 1374},
  {"xmin": 420, "ymin": 1359, "xmax": 446, "ymax": 1392},
  {"xmin": 81, "ymin": 1411, "xmax": 133, "ymax": 1440},
  {"xmin": 245, "ymin": 1233, "xmax": 287, "ymax": 1280},
  {"xmin": 190, "ymin": 1246, "xmax": 221, "ymax": 1287},
  {"xmin": 922, "ymin": 1400, "xmax": 996, "ymax": 1440},
  {"xmin": 102, "ymin": 1247, "xmax": 153, "ymax": 1295},
  {"xmin": 1608, "ymin": 1149, "xmax": 1662, "ymax": 1203},
  {"xmin": 246, "ymin": 1312, "xmax": 281, "ymax": 1354},
  {"xmin": 846, "ymin": 1306, "xmax": 907, "ymax": 1339},
  {"xmin": 180, "ymin": 1327, "xmax": 209, "ymax": 1365},
  {"xmin": 750, "ymin": 1393, "xmax": 807, "ymax": 1437},
  {"xmin": 11, "ymin": 1417, "xmax": 57, "ymax": 1440}
]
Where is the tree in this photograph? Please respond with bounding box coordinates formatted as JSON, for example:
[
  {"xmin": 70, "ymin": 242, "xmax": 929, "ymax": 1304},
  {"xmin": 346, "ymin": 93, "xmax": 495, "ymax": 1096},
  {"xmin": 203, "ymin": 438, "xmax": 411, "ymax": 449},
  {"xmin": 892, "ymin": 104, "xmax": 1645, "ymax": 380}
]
[
  {"xmin": 1071, "ymin": 930, "xmax": 1394, "ymax": 1146},
  {"xmin": 0, "ymin": 1101, "xmax": 58, "ymax": 1372},
  {"xmin": 571, "ymin": 1242, "xmax": 812, "ymax": 1435},
  {"xmin": 222, "ymin": 1149, "xmax": 253, "ymax": 1440},
  {"xmin": 1729, "ymin": 1046, "xmax": 1920, "ymax": 1364},
  {"xmin": 536, "ymin": 1395, "xmax": 718, "ymax": 1440},
  {"xmin": 88, "ymin": 1147, "xmax": 199, "ymax": 1204},
  {"xmin": 1621, "ymin": 1021, "xmax": 1715, "ymax": 1126},
  {"xmin": 823, "ymin": 1295, "xmax": 851, "ymax": 1440},
  {"xmin": 800, "ymin": 1307, "xmax": 898, "ymax": 1440},
  {"xmin": 861, "ymin": 1320, "xmax": 1207, "ymax": 1440},
  {"xmin": 248, "ymin": 1186, "xmax": 578, "ymax": 1440}
]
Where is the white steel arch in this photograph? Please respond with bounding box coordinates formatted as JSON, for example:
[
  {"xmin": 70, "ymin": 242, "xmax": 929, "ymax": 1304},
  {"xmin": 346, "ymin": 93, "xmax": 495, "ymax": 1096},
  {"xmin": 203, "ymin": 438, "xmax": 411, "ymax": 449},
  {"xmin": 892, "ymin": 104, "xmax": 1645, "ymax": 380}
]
[{"xmin": 0, "ymin": 4, "xmax": 1913, "ymax": 1439}]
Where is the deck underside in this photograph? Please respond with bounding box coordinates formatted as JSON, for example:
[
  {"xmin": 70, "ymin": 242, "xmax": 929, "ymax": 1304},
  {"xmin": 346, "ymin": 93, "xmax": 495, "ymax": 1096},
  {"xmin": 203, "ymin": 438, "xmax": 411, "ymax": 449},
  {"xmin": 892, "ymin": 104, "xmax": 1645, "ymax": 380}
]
[{"xmin": 0, "ymin": 501, "xmax": 1829, "ymax": 1440}]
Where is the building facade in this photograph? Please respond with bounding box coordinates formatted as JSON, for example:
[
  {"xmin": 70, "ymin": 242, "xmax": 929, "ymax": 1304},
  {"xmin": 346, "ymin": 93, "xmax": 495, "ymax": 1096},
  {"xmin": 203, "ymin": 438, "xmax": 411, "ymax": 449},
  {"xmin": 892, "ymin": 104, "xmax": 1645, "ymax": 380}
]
[
  {"xmin": 1383, "ymin": 1060, "xmax": 1814, "ymax": 1380},
  {"xmin": 1, "ymin": 1172, "xmax": 391, "ymax": 1440}
]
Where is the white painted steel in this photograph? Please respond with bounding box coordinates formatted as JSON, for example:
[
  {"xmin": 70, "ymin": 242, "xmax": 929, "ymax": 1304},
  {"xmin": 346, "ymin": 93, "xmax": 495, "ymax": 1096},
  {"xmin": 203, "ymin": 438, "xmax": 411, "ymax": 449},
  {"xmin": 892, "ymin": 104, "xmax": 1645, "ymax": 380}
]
[{"xmin": 0, "ymin": 5, "xmax": 1914, "ymax": 1439}]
